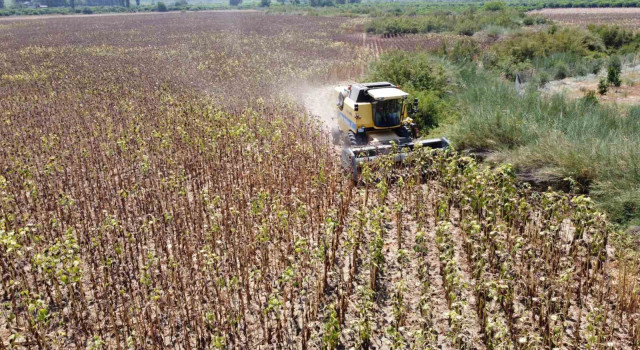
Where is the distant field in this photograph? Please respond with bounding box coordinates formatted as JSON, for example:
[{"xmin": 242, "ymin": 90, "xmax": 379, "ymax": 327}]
[{"xmin": 530, "ymin": 8, "xmax": 640, "ymax": 28}]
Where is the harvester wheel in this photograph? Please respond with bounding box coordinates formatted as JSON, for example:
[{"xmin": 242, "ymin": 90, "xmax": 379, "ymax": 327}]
[
  {"xmin": 346, "ymin": 131, "xmax": 358, "ymax": 146},
  {"xmin": 396, "ymin": 125, "xmax": 412, "ymax": 138}
]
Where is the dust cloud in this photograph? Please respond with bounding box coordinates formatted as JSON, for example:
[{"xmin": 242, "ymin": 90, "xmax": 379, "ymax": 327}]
[{"xmin": 293, "ymin": 83, "xmax": 341, "ymax": 133}]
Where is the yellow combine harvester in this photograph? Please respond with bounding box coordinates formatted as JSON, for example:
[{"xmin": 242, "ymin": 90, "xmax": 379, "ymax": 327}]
[{"xmin": 334, "ymin": 82, "xmax": 449, "ymax": 179}]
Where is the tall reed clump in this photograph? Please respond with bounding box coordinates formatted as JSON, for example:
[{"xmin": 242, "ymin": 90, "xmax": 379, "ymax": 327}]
[{"xmin": 365, "ymin": 7, "xmax": 536, "ymax": 36}]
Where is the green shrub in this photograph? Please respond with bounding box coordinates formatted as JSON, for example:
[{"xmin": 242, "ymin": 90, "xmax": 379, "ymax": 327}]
[
  {"xmin": 589, "ymin": 58, "xmax": 603, "ymax": 74},
  {"xmin": 261, "ymin": 0, "xmax": 270, "ymax": 6},
  {"xmin": 454, "ymin": 19, "xmax": 478, "ymax": 36},
  {"xmin": 607, "ymin": 55, "xmax": 622, "ymax": 87},
  {"xmin": 489, "ymin": 27, "xmax": 609, "ymax": 80},
  {"xmin": 365, "ymin": 7, "xmax": 524, "ymax": 36},
  {"xmin": 582, "ymin": 90, "xmax": 599, "ymax": 105},
  {"xmin": 538, "ymin": 71, "xmax": 550, "ymax": 86},
  {"xmin": 157, "ymin": 2, "xmax": 168, "ymax": 11},
  {"xmin": 483, "ymin": 1, "xmax": 506, "ymax": 11},
  {"xmin": 554, "ymin": 62, "xmax": 569, "ymax": 79},
  {"xmin": 81, "ymin": 7, "xmax": 93, "ymax": 14},
  {"xmin": 367, "ymin": 51, "xmax": 448, "ymax": 92},
  {"xmin": 309, "ymin": 0, "xmax": 334, "ymax": 7},
  {"xmin": 588, "ymin": 24, "xmax": 639, "ymax": 51},
  {"xmin": 598, "ymin": 78, "xmax": 609, "ymax": 95},
  {"xmin": 449, "ymin": 39, "xmax": 479, "ymax": 63}
]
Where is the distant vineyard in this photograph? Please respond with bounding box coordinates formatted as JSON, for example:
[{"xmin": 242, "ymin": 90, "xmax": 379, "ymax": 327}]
[{"xmin": 530, "ymin": 8, "xmax": 640, "ymax": 29}]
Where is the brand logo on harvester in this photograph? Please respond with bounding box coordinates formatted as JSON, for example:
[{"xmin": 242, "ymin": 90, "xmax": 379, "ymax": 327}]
[{"xmin": 338, "ymin": 111, "xmax": 357, "ymax": 130}]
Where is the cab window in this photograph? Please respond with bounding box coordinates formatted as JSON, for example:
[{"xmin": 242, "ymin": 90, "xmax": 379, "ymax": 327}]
[{"xmin": 373, "ymin": 99, "xmax": 402, "ymax": 127}]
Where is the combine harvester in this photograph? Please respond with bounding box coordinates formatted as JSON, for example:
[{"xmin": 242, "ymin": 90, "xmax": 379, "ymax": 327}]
[{"xmin": 334, "ymin": 82, "xmax": 449, "ymax": 180}]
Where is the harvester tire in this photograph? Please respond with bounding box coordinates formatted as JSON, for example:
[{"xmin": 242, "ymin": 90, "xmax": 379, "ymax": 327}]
[
  {"xmin": 346, "ymin": 131, "xmax": 358, "ymax": 146},
  {"xmin": 396, "ymin": 125, "xmax": 412, "ymax": 138}
]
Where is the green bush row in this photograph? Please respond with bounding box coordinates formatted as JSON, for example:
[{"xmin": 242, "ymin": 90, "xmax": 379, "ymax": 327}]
[
  {"xmin": 485, "ymin": 25, "xmax": 640, "ymax": 80},
  {"xmin": 365, "ymin": 8, "xmax": 546, "ymax": 36}
]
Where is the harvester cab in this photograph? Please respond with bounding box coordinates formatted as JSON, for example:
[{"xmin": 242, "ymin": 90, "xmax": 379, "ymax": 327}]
[{"xmin": 334, "ymin": 82, "xmax": 449, "ymax": 180}]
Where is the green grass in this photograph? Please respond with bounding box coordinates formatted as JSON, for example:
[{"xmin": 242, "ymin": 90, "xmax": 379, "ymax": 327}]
[{"xmin": 448, "ymin": 67, "xmax": 640, "ymax": 225}]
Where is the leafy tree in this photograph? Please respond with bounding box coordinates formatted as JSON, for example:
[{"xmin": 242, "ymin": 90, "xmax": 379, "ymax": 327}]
[
  {"xmin": 157, "ymin": 2, "xmax": 167, "ymax": 11},
  {"xmin": 260, "ymin": 0, "xmax": 270, "ymax": 7},
  {"xmin": 0, "ymin": 0, "xmax": 4, "ymax": 9},
  {"xmin": 607, "ymin": 55, "xmax": 622, "ymax": 87},
  {"xmin": 229, "ymin": 0, "xmax": 242, "ymax": 6},
  {"xmin": 136, "ymin": 0, "xmax": 140, "ymax": 6},
  {"xmin": 335, "ymin": 0, "xmax": 345, "ymax": 4}
]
